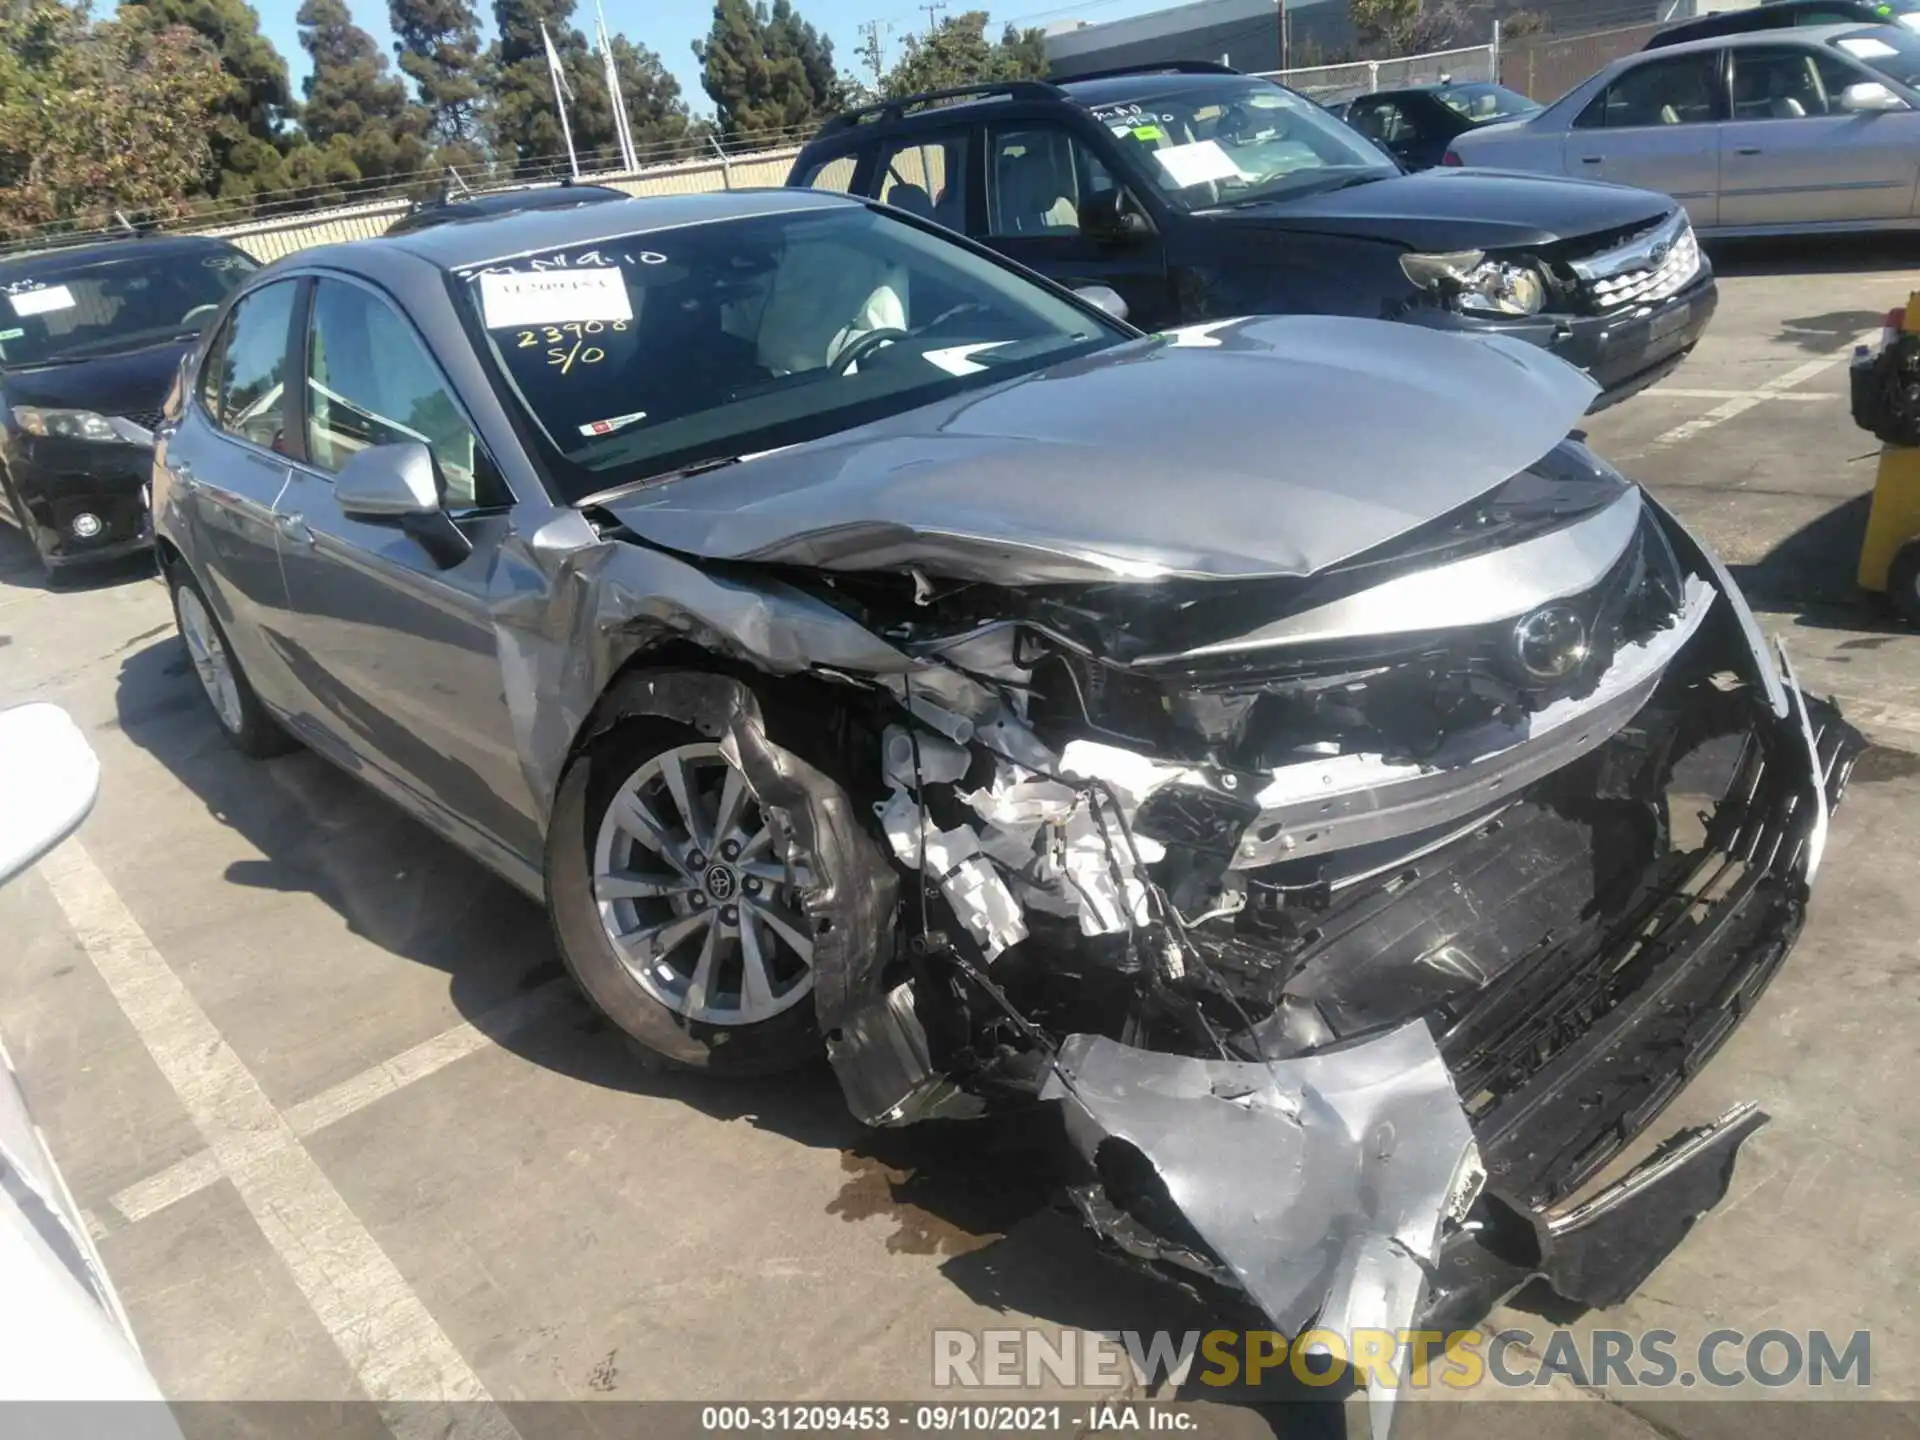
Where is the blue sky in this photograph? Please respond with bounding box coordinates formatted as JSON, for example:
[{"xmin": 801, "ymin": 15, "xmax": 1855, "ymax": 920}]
[{"xmin": 245, "ymin": 0, "xmax": 1170, "ymax": 120}]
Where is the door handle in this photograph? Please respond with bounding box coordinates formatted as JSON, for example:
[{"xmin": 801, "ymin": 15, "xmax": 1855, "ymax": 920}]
[
  {"xmin": 1579, "ymin": 155, "xmax": 1604, "ymax": 164},
  {"xmin": 276, "ymin": 512, "xmax": 313, "ymax": 545},
  {"xmin": 1737, "ymin": 146, "xmax": 1763, "ymax": 156}
]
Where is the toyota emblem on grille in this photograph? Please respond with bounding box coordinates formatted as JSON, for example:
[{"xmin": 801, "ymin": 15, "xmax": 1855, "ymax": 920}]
[
  {"xmin": 1513, "ymin": 605, "xmax": 1590, "ymax": 682},
  {"xmin": 1649, "ymin": 240, "xmax": 1671, "ymax": 266}
]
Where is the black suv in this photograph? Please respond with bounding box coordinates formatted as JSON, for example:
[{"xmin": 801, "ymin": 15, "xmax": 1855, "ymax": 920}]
[
  {"xmin": 787, "ymin": 63, "xmax": 1717, "ymax": 409},
  {"xmin": 0, "ymin": 233, "xmax": 257, "ymax": 575},
  {"xmin": 1647, "ymin": 0, "xmax": 1920, "ymax": 48}
]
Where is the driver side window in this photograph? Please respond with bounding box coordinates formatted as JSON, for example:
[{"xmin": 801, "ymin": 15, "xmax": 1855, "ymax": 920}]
[
  {"xmin": 986, "ymin": 126, "xmax": 1113, "ymax": 238},
  {"xmin": 302, "ymin": 279, "xmax": 507, "ymax": 509}
]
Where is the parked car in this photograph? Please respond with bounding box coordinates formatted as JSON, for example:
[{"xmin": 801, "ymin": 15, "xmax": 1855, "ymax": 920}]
[
  {"xmin": 383, "ymin": 181, "xmax": 629, "ymax": 237},
  {"xmin": 1450, "ymin": 25, "xmax": 1920, "ymax": 236},
  {"xmin": 0, "ymin": 702, "xmax": 181, "ymax": 1431},
  {"xmin": 152, "ymin": 190, "xmax": 1859, "ymax": 1412},
  {"xmin": 786, "ymin": 63, "xmax": 1717, "ymax": 409},
  {"xmin": 0, "ymin": 234, "xmax": 257, "ymax": 575},
  {"xmin": 1647, "ymin": 0, "xmax": 1920, "ymax": 47},
  {"xmin": 1340, "ymin": 81, "xmax": 1544, "ymax": 169}
]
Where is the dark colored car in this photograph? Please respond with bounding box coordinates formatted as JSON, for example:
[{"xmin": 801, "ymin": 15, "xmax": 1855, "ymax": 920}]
[
  {"xmin": 383, "ymin": 182, "xmax": 629, "ymax": 237},
  {"xmin": 1647, "ymin": 0, "xmax": 1920, "ymax": 47},
  {"xmin": 0, "ymin": 233, "xmax": 257, "ymax": 575},
  {"xmin": 1340, "ymin": 81, "xmax": 1544, "ymax": 169},
  {"xmin": 786, "ymin": 63, "xmax": 1717, "ymax": 409}
]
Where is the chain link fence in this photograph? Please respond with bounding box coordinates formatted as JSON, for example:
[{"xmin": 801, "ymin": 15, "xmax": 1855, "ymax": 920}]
[
  {"xmin": 1500, "ymin": 22, "xmax": 1662, "ymax": 103},
  {"xmin": 1257, "ymin": 44, "xmax": 1499, "ymax": 102}
]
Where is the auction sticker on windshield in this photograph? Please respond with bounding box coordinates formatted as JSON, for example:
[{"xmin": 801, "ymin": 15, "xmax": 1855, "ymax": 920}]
[
  {"xmin": 1151, "ymin": 141, "xmax": 1245, "ymax": 189},
  {"xmin": 9, "ymin": 284, "xmax": 74, "ymax": 317},
  {"xmin": 479, "ymin": 268, "xmax": 632, "ymax": 329}
]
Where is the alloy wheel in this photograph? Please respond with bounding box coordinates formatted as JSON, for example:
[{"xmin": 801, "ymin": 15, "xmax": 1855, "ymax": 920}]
[
  {"xmin": 591, "ymin": 742, "xmax": 817, "ymax": 1025},
  {"xmin": 175, "ymin": 586, "xmax": 244, "ymax": 735}
]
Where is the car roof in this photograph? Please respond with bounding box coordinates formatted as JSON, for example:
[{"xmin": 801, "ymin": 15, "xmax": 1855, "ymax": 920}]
[
  {"xmin": 1054, "ymin": 69, "xmax": 1259, "ymax": 108},
  {"xmin": 356, "ymin": 187, "xmax": 860, "ymax": 271},
  {"xmin": 1623, "ymin": 19, "xmax": 1889, "ymax": 60},
  {"xmin": 398, "ymin": 183, "xmax": 629, "ymax": 226},
  {"xmin": 0, "ymin": 232, "xmax": 247, "ymax": 279}
]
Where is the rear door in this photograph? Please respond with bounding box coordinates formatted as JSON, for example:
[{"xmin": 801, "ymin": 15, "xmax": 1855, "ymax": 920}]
[
  {"xmin": 976, "ymin": 120, "xmax": 1176, "ymax": 328},
  {"xmin": 163, "ymin": 278, "xmax": 304, "ymax": 710},
  {"xmin": 1718, "ymin": 43, "xmax": 1920, "ymax": 225},
  {"xmin": 1563, "ymin": 50, "xmax": 1727, "ymax": 228},
  {"xmin": 270, "ymin": 273, "xmax": 542, "ymax": 869}
]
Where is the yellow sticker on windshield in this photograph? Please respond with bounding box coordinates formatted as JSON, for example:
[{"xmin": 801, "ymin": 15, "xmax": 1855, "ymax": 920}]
[{"xmin": 1131, "ymin": 124, "xmax": 1164, "ymax": 142}]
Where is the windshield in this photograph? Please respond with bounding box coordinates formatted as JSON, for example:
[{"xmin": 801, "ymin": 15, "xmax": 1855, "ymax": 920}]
[
  {"xmin": 0, "ymin": 248, "xmax": 257, "ymax": 367},
  {"xmin": 1830, "ymin": 25, "xmax": 1920, "ymax": 82},
  {"xmin": 461, "ymin": 204, "xmax": 1124, "ymax": 500},
  {"xmin": 1086, "ymin": 78, "xmax": 1398, "ymax": 209},
  {"xmin": 1429, "ymin": 82, "xmax": 1543, "ymax": 124}
]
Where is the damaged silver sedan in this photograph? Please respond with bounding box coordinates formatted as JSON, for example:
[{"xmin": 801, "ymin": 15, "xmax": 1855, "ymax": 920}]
[{"xmin": 152, "ymin": 190, "xmax": 1861, "ymax": 1412}]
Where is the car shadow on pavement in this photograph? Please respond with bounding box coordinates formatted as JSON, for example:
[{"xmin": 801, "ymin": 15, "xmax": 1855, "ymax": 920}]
[
  {"xmin": 1724, "ymin": 491, "xmax": 1911, "ymax": 632},
  {"xmin": 1706, "ymin": 234, "xmax": 1920, "ymax": 281}
]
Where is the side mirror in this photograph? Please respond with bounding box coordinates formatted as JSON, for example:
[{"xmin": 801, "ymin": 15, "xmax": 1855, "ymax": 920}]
[
  {"xmin": 1840, "ymin": 81, "xmax": 1907, "ymax": 113},
  {"xmin": 0, "ymin": 703, "xmax": 98, "ymax": 887},
  {"xmin": 332, "ymin": 440, "xmax": 473, "ymax": 568},
  {"xmin": 1072, "ymin": 285, "xmax": 1130, "ymax": 323},
  {"xmin": 1082, "ymin": 188, "xmax": 1152, "ymax": 242},
  {"xmin": 334, "ymin": 441, "xmax": 441, "ymax": 518}
]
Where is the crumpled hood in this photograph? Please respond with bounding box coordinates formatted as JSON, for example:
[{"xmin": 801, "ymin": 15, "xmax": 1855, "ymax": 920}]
[
  {"xmin": 1203, "ymin": 168, "xmax": 1672, "ymax": 252},
  {"xmin": 1, "ymin": 339, "xmax": 189, "ymax": 418},
  {"xmin": 597, "ymin": 315, "xmax": 1600, "ymax": 586}
]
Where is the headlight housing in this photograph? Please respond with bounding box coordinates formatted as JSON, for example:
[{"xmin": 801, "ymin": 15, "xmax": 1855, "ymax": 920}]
[
  {"xmin": 1401, "ymin": 250, "xmax": 1549, "ymax": 317},
  {"xmin": 11, "ymin": 407, "xmax": 127, "ymax": 442}
]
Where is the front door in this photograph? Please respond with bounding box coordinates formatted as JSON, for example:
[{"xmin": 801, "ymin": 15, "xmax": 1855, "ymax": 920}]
[
  {"xmin": 1563, "ymin": 49, "xmax": 1726, "ymax": 230},
  {"xmin": 271, "ymin": 274, "xmax": 543, "ymax": 871},
  {"xmin": 976, "ymin": 122, "xmax": 1176, "ymax": 329},
  {"xmin": 163, "ymin": 278, "xmax": 304, "ymax": 711},
  {"xmin": 1719, "ymin": 44, "xmax": 1920, "ymax": 227}
]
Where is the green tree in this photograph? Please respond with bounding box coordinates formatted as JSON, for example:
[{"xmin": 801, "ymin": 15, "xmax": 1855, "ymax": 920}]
[
  {"xmin": 693, "ymin": 0, "xmax": 840, "ymax": 144},
  {"xmin": 881, "ymin": 11, "xmax": 1048, "ymax": 99},
  {"xmin": 485, "ymin": 0, "xmax": 609, "ymax": 173},
  {"xmin": 122, "ymin": 0, "xmax": 298, "ymax": 197},
  {"xmin": 610, "ymin": 35, "xmax": 699, "ymax": 159},
  {"xmin": 297, "ymin": 0, "xmax": 432, "ymax": 185},
  {"xmin": 0, "ymin": 2, "xmax": 229, "ymax": 237},
  {"xmin": 388, "ymin": 0, "xmax": 487, "ymax": 163}
]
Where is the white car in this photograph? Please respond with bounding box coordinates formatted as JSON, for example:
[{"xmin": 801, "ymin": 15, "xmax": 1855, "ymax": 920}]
[
  {"xmin": 0, "ymin": 703, "xmax": 180, "ymax": 1431},
  {"xmin": 1450, "ymin": 23, "xmax": 1920, "ymax": 235}
]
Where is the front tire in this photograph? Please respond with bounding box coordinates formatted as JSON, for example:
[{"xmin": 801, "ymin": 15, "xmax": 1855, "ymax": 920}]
[
  {"xmin": 547, "ymin": 716, "xmax": 825, "ymax": 1076},
  {"xmin": 166, "ymin": 566, "xmax": 297, "ymax": 758}
]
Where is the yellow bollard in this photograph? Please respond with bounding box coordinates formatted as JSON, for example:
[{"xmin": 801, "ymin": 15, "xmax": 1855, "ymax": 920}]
[{"xmin": 1858, "ymin": 296, "xmax": 1920, "ymax": 622}]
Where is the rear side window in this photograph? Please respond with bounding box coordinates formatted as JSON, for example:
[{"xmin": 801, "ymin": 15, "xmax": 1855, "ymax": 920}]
[
  {"xmin": 799, "ymin": 154, "xmax": 858, "ymax": 191},
  {"xmin": 1576, "ymin": 52, "xmax": 1725, "ymax": 128},
  {"xmin": 873, "ymin": 133, "xmax": 971, "ymax": 230},
  {"xmin": 199, "ymin": 280, "xmax": 297, "ymax": 451}
]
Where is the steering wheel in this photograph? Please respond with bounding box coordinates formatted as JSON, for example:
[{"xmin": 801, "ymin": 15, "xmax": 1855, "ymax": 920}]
[
  {"xmin": 180, "ymin": 303, "xmax": 220, "ymax": 327},
  {"xmin": 831, "ymin": 327, "xmax": 912, "ymax": 376}
]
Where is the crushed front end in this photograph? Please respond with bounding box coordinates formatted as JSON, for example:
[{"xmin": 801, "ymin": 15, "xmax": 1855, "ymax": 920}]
[{"xmin": 779, "ymin": 435, "xmax": 1860, "ymax": 1396}]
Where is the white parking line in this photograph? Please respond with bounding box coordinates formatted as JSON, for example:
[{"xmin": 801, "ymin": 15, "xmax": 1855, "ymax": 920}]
[
  {"xmin": 1645, "ymin": 336, "xmax": 1877, "ymax": 450},
  {"xmin": 110, "ymin": 979, "xmax": 577, "ymax": 1225},
  {"xmin": 1651, "ymin": 388, "xmax": 1826, "ymax": 402},
  {"xmin": 38, "ymin": 838, "xmax": 521, "ymax": 1440}
]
